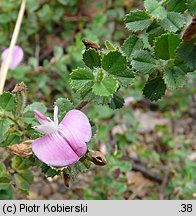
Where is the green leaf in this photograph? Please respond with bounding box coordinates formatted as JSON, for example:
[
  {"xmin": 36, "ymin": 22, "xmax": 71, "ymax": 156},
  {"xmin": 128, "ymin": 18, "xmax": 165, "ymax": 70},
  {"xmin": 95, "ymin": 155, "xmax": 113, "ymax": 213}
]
[
  {"xmin": 122, "ymin": 35, "xmax": 143, "ymax": 60},
  {"xmin": 83, "ymin": 48, "xmax": 101, "ymax": 69},
  {"xmin": 160, "ymin": 12, "xmax": 186, "ymax": 32},
  {"xmin": 14, "ymin": 169, "xmax": 33, "ymax": 195},
  {"xmin": 102, "ymin": 51, "xmax": 127, "ymax": 75},
  {"xmin": 176, "ymin": 41, "xmax": 196, "ymax": 72},
  {"xmin": 154, "ymin": 33, "xmax": 181, "ymax": 60},
  {"xmin": 70, "ymin": 68, "xmax": 94, "ymax": 95},
  {"xmin": 55, "ymin": 98, "xmax": 74, "ymax": 121},
  {"xmin": 0, "ymin": 178, "xmax": 12, "ymax": 199},
  {"xmin": 92, "ymin": 76, "xmax": 119, "ymax": 97},
  {"xmin": 0, "ymin": 119, "xmax": 11, "ymax": 137},
  {"xmin": 12, "ymin": 156, "xmax": 30, "ymax": 171},
  {"xmin": 187, "ymin": 0, "xmax": 196, "ymax": 15},
  {"xmin": 0, "ymin": 92, "xmax": 16, "ymax": 113},
  {"xmin": 168, "ymin": 0, "xmax": 187, "ymax": 13},
  {"xmin": 23, "ymin": 102, "xmax": 47, "ymax": 124},
  {"xmin": 132, "ymin": 50, "xmax": 159, "ymax": 74},
  {"xmin": 144, "ymin": 0, "xmax": 167, "ymax": 20},
  {"xmin": 1, "ymin": 133, "xmax": 21, "ymax": 147},
  {"xmin": 125, "ymin": 10, "xmax": 152, "ymax": 32},
  {"xmin": 105, "ymin": 40, "xmax": 116, "ymax": 51},
  {"xmin": 109, "ymin": 94, "xmax": 125, "ymax": 109},
  {"xmin": 164, "ymin": 66, "xmax": 186, "ymax": 89},
  {"xmin": 143, "ymin": 76, "xmax": 166, "ymax": 101},
  {"xmin": 147, "ymin": 24, "xmax": 166, "ymax": 45}
]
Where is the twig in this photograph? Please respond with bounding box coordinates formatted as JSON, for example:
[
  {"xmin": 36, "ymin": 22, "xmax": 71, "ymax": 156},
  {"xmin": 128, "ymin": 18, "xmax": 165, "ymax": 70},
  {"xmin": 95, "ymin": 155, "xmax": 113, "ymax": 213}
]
[{"xmin": 0, "ymin": 0, "xmax": 26, "ymax": 94}]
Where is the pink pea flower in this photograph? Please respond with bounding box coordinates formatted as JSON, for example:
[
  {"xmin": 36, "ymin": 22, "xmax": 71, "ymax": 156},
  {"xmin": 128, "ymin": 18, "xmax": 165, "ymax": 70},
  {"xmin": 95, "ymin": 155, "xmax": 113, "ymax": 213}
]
[
  {"xmin": 32, "ymin": 106, "xmax": 92, "ymax": 167},
  {"xmin": 2, "ymin": 45, "xmax": 24, "ymax": 70}
]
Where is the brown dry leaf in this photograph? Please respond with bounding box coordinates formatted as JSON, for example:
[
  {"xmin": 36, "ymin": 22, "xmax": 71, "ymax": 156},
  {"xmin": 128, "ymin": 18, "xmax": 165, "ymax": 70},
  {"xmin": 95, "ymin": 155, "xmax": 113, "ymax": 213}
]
[{"xmin": 7, "ymin": 140, "xmax": 32, "ymax": 158}]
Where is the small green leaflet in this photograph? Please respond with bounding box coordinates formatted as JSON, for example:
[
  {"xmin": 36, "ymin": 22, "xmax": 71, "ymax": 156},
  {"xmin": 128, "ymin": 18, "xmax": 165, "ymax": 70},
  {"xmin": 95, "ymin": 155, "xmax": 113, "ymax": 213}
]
[
  {"xmin": 70, "ymin": 68, "xmax": 94, "ymax": 95},
  {"xmin": 83, "ymin": 48, "xmax": 101, "ymax": 69},
  {"xmin": 92, "ymin": 76, "xmax": 119, "ymax": 97},
  {"xmin": 160, "ymin": 12, "xmax": 186, "ymax": 32},
  {"xmin": 125, "ymin": 10, "xmax": 152, "ymax": 32},
  {"xmin": 167, "ymin": 0, "xmax": 187, "ymax": 13},
  {"xmin": 164, "ymin": 66, "xmax": 186, "ymax": 89},
  {"xmin": 102, "ymin": 51, "xmax": 127, "ymax": 75},
  {"xmin": 0, "ymin": 119, "xmax": 11, "ymax": 138},
  {"xmin": 109, "ymin": 93, "xmax": 125, "ymax": 109},
  {"xmin": 122, "ymin": 35, "xmax": 143, "ymax": 60},
  {"xmin": 132, "ymin": 50, "xmax": 159, "ymax": 74},
  {"xmin": 154, "ymin": 33, "xmax": 181, "ymax": 60},
  {"xmin": 144, "ymin": 0, "xmax": 167, "ymax": 20},
  {"xmin": 0, "ymin": 92, "xmax": 16, "ymax": 113},
  {"xmin": 143, "ymin": 76, "xmax": 166, "ymax": 101}
]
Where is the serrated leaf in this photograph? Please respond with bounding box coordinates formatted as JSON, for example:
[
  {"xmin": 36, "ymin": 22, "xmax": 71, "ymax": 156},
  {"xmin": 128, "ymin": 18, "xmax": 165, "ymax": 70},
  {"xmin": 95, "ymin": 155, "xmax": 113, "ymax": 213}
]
[
  {"xmin": 92, "ymin": 76, "xmax": 119, "ymax": 97},
  {"xmin": 154, "ymin": 33, "xmax": 181, "ymax": 60},
  {"xmin": 83, "ymin": 48, "xmax": 101, "ymax": 69},
  {"xmin": 132, "ymin": 50, "xmax": 159, "ymax": 74},
  {"xmin": 143, "ymin": 76, "xmax": 166, "ymax": 101},
  {"xmin": 70, "ymin": 68, "xmax": 94, "ymax": 95},
  {"xmin": 122, "ymin": 35, "xmax": 143, "ymax": 60},
  {"xmin": 125, "ymin": 10, "xmax": 152, "ymax": 32},
  {"xmin": 0, "ymin": 92, "xmax": 16, "ymax": 113},
  {"xmin": 164, "ymin": 66, "xmax": 186, "ymax": 89},
  {"xmin": 144, "ymin": 0, "xmax": 167, "ymax": 20},
  {"xmin": 168, "ymin": 0, "xmax": 187, "ymax": 13},
  {"xmin": 160, "ymin": 12, "xmax": 186, "ymax": 32},
  {"xmin": 109, "ymin": 93, "xmax": 125, "ymax": 109},
  {"xmin": 176, "ymin": 41, "xmax": 196, "ymax": 72},
  {"xmin": 102, "ymin": 51, "xmax": 127, "ymax": 75},
  {"xmin": 147, "ymin": 24, "xmax": 166, "ymax": 45},
  {"xmin": 0, "ymin": 119, "xmax": 11, "ymax": 137},
  {"xmin": 12, "ymin": 156, "xmax": 30, "ymax": 171}
]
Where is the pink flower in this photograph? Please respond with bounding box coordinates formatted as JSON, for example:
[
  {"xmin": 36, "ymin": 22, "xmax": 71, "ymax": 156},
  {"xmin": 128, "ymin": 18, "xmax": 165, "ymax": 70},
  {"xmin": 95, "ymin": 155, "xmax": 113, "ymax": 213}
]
[
  {"xmin": 2, "ymin": 45, "xmax": 24, "ymax": 70},
  {"xmin": 98, "ymin": 141, "xmax": 107, "ymax": 156},
  {"xmin": 32, "ymin": 106, "xmax": 92, "ymax": 167}
]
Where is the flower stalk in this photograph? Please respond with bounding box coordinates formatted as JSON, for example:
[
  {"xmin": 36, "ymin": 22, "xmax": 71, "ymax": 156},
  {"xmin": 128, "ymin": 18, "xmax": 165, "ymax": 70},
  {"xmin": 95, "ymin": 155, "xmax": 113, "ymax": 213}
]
[{"xmin": 0, "ymin": 0, "xmax": 26, "ymax": 94}]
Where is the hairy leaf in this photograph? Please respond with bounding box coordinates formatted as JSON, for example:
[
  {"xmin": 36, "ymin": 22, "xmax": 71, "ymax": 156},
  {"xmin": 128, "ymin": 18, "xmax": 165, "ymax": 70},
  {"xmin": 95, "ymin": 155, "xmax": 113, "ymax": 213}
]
[
  {"xmin": 0, "ymin": 92, "xmax": 16, "ymax": 113},
  {"xmin": 143, "ymin": 76, "xmax": 166, "ymax": 101},
  {"xmin": 132, "ymin": 50, "xmax": 159, "ymax": 74},
  {"xmin": 125, "ymin": 10, "xmax": 152, "ymax": 32},
  {"xmin": 168, "ymin": 0, "xmax": 187, "ymax": 13},
  {"xmin": 83, "ymin": 48, "xmax": 101, "ymax": 69},
  {"xmin": 154, "ymin": 33, "xmax": 181, "ymax": 60}
]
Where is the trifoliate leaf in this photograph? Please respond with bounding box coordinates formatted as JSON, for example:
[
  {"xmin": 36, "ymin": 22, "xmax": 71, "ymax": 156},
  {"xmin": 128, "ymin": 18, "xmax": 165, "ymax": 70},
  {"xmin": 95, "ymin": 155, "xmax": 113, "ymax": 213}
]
[
  {"xmin": 132, "ymin": 50, "xmax": 159, "ymax": 74},
  {"xmin": 83, "ymin": 48, "xmax": 101, "ymax": 69},
  {"xmin": 144, "ymin": 0, "xmax": 167, "ymax": 20},
  {"xmin": 102, "ymin": 51, "xmax": 127, "ymax": 75},
  {"xmin": 125, "ymin": 10, "xmax": 152, "ymax": 32},
  {"xmin": 92, "ymin": 76, "xmax": 119, "ymax": 97},
  {"xmin": 164, "ymin": 66, "xmax": 186, "ymax": 89},
  {"xmin": 176, "ymin": 41, "xmax": 196, "ymax": 72},
  {"xmin": 168, "ymin": 0, "xmax": 187, "ymax": 13},
  {"xmin": 70, "ymin": 68, "xmax": 94, "ymax": 95},
  {"xmin": 154, "ymin": 33, "xmax": 181, "ymax": 60},
  {"xmin": 147, "ymin": 24, "xmax": 166, "ymax": 45},
  {"xmin": 122, "ymin": 35, "xmax": 143, "ymax": 60},
  {"xmin": 143, "ymin": 76, "xmax": 166, "ymax": 101},
  {"xmin": 0, "ymin": 92, "xmax": 16, "ymax": 113},
  {"xmin": 160, "ymin": 12, "xmax": 186, "ymax": 32},
  {"xmin": 109, "ymin": 93, "xmax": 125, "ymax": 109}
]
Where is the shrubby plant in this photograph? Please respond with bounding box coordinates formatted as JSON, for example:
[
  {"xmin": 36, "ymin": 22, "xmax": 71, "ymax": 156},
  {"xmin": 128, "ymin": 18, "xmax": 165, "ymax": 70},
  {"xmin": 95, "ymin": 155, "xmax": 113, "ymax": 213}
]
[{"xmin": 0, "ymin": 0, "xmax": 195, "ymax": 199}]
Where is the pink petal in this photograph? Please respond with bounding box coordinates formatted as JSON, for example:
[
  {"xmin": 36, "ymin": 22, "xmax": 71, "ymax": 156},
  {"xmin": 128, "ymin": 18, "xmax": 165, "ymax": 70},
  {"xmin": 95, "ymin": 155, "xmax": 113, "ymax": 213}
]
[
  {"xmin": 60, "ymin": 109, "xmax": 92, "ymax": 143},
  {"xmin": 32, "ymin": 131, "xmax": 81, "ymax": 167},
  {"xmin": 34, "ymin": 109, "xmax": 51, "ymax": 124},
  {"xmin": 2, "ymin": 45, "xmax": 24, "ymax": 70}
]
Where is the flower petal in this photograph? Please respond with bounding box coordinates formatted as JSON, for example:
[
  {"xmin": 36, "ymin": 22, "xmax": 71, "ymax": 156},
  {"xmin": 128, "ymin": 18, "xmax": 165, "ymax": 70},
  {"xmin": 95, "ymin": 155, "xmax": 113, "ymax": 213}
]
[
  {"xmin": 60, "ymin": 109, "xmax": 92, "ymax": 142},
  {"xmin": 34, "ymin": 109, "xmax": 51, "ymax": 124},
  {"xmin": 2, "ymin": 45, "xmax": 24, "ymax": 70},
  {"xmin": 32, "ymin": 131, "xmax": 81, "ymax": 167}
]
